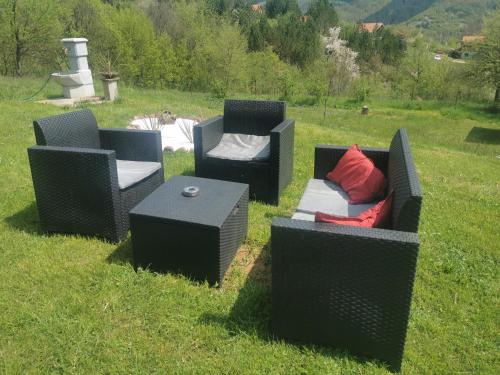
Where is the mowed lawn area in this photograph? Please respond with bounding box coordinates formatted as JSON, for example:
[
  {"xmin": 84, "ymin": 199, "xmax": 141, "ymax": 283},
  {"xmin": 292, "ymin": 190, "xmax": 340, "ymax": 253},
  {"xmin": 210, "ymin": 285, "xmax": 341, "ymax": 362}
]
[{"xmin": 0, "ymin": 77, "xmax": 498, "ymax": 374}]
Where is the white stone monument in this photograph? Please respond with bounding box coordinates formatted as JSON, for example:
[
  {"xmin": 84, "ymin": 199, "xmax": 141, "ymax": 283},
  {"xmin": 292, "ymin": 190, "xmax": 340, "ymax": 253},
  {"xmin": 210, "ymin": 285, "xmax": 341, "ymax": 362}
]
[{"xmin": 51, "ymin": 38, "xmax": 95, "ymax": 100}]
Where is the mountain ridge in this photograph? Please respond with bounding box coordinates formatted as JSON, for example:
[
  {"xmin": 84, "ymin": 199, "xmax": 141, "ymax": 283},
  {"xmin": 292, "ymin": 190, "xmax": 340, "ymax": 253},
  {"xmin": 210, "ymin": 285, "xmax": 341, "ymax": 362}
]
[{"xmin": 333, "ymin": 0, "xmax": 499, "ymax": 41}]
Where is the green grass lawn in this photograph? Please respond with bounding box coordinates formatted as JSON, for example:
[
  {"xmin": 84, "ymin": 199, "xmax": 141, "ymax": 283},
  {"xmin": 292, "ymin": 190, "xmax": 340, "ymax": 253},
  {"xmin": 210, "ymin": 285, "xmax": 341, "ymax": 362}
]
[{"xmin": 0, "ymin": 77, "xmax": 499, "ymax": 374}]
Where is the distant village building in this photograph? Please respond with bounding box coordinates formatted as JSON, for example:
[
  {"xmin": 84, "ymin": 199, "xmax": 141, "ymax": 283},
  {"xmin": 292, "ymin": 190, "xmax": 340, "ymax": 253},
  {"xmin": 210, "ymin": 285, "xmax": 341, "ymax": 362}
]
[
  {"xmin": 460, "ymin": 35, "xmax": 485, "ymax": 59},
  {"xmin": 461, "ymin": 35, "xmax": 485, "ymax": 45},
  {"xmin": 251, "ymin": 2, "xmax": 265, "ymax": 14},
  {"xmin": 360, "ymin": 23, "xmax": 384, "ymax": 33}
]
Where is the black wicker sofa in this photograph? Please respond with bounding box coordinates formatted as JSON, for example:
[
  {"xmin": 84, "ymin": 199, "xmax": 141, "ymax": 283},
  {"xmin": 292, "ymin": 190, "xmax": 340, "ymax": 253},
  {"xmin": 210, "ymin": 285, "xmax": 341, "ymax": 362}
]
[
  {"xmin": 194, "ymin": 99, "xmax": 294, "ymax": 205},
  {"xmin": 28, "ymin": 109, "xmax": 164, "ymax": 243},
  {"xmin": 271, "ymin": 129, "xmax": 423, "ymax": 372}
]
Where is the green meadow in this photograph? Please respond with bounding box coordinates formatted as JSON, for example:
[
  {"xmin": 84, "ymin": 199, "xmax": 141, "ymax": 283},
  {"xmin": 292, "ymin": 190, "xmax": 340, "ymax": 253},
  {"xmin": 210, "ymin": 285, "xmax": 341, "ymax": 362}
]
[{"xmin": 0, "ymin": 77, "xmax": 498, "ymax": 373}]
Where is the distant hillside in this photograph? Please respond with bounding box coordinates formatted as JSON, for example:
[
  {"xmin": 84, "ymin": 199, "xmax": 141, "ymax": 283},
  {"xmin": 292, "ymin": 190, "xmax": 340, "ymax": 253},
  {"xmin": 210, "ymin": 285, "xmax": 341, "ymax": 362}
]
[
  {"xmin": 364, "ymin": 0, "xmax": 437, "ymax": 24},
  {"xmin": 332, "ymin": 0, "xmax": 390, "ymax": 22},
  {"xmin": 334, "ymin": 0, "xmax": 500, "ymax": 41}
]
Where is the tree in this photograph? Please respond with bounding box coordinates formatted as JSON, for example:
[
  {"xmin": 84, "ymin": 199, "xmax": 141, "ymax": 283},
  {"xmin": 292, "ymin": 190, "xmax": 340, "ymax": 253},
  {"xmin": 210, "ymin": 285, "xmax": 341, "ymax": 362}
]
[
  {"xmin": 302, "ymin": 57, "xmax": 328, "ymax": 105},
  {"xmin": 248, "ymin": 47, "xmax": 288, "ymax": 95},
  {"xmin": 342, "ymin": 24, "xmax": 406, "ymax": 68},
  {"xmin": 266, "ymin": 0, "xmax": 299, "ymax": 18},
  {"xmin": 147, "ymin": 0, "xmax": 179, "ymax": 38},
  {"xmin": 400, "ymin": 36, "xmax": 432, "ymax": 100},
  {"xmin": 108, "ymin": 6, "xmax": 177, "ymax": 88},
  {"xmin": 248, "ymin": 23, "xmax": 265, "ymax": 51},
  {"xmin": 324, "ymin": 27, "xmax": 359, "ymax": 93},
  {"xmin": 375, "ymin": 28, "xmax": 406, "ymax": 66},
  {"xmin": 65, "ymin": 0, "xmax": 120, "ymax": 74},
  {"xmin": 308, "ymin": 0, "xmax": 338, "ymax": 34},
  {"xmin": 200, "ymin": 23, "xmax": 249, "ymax": 97},
  {"xmin": 0, "ymin": 0, "xmax": 62, "ymax": 76},
  {"xmin": 343, "ymin": 26, "xmax": 375, "ymax": 64},
  {"xmin": 207, "ymin": 0, "xmax": 228, "ymax": 15},
  {"xmin": 274, "ymin": 13, "xmax": 320, "ymax": 68},
  {"xmin": 247, "ymin": 15, "xmax": 271, "ymax": 51},
  {"xmin": 319, "ymin": 27, "xmax": 359, "ymax": 118},
  {"xmin": 469, "ymin": 10, "xmax": 500, "ymax": 108}
]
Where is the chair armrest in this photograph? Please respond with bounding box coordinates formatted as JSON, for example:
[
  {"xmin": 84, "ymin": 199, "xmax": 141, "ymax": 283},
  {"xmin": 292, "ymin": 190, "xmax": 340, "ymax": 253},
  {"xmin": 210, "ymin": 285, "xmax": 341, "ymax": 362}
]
[
  {"xmin": 271, "ymin": 217, "xmax": 419, "ymax": 372},
  {"xmin": 27, "ymin": 145, "xmax": 121, "ymax": 238},
  {"xmin": 271, "ymin": 118, "xmax": 295, "ymax": 135},
  {"xmin": 314, "ymin": 145, "xmax": 389, "ymax": 179},
  {"xmin": 194, "ymin": 116, "xmax": 224, "ymax": 154},
  {"xmin": 194, "ymin": 116, "xmax": 224, "ymax": 174},
  {"xmin": 271, "ymin": 218, "xmax": 419, "ymax": 300},
  {"xmin": 270, "ymin": 119, "xmax": 295, "ymax": 200},
  {"xmin": 272, "ymin": 216, "xmax": 418, "ymax": 245},
  {"xmin": 99, "ymin": 128, "xmax": 163, "ymax": 164}
]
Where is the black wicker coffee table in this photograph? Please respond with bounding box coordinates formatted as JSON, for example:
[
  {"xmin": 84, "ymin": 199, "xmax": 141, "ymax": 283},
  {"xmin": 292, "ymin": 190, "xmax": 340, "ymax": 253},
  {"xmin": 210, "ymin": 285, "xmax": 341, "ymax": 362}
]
[{"xmin": 130, "ymin": 176, "xmax": 249, "ymax": 286}]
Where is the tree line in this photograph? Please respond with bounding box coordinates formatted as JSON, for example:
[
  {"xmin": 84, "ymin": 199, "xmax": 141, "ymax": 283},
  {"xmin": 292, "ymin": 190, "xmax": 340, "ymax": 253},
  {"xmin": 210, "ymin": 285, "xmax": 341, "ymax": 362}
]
[{"xmin": 0, "ymin": 0, "xmax": 498, "ymax": 106}]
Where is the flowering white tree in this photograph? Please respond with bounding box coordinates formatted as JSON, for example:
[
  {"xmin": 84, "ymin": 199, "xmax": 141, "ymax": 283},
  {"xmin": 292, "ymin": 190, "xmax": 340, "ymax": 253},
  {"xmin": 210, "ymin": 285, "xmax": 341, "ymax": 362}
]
[{"xmin": 324, "ymin": 27, "xmax": 360, "ymax": 95}]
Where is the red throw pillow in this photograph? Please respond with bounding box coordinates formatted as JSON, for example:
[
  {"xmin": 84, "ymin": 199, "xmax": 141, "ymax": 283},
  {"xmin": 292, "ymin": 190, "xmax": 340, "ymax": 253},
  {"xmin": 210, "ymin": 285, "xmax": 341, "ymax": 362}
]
[
  {"xmin": 315, "ymin": 191, "xmax": 394, "ymax": 228},
  {"xmin": 326, "ymin": 144, "xmax": 386, "ymax": 204}
]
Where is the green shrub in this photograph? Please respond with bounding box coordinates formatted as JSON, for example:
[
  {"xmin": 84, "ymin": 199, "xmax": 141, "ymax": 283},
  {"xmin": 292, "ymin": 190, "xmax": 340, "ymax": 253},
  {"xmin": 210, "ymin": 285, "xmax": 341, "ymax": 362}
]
[
  {"xmin": 349, "ymin": 78, "xmax": 372, "ymax": 103},
  {"xmin": 248, "ymin": 48, "xmax": 291, "ymax": 96},
  {"xmin": 277, "ymin": 67, "xmax": 301, "ymax": 101},
  {"xmin": 291, "ymin": 95, "xmax": 319, "ymax": 106},
  {"xmin": 0, "ymin": 0, "xmax": 63, "ymax": 76}
]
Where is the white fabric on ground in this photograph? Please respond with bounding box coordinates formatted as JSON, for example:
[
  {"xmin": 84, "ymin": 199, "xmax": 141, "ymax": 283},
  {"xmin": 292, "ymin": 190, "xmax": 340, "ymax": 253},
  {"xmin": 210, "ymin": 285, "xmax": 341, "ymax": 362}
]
[{"xmin": 128, "ymin": 117, "xmax": 197, "ymax": 152}]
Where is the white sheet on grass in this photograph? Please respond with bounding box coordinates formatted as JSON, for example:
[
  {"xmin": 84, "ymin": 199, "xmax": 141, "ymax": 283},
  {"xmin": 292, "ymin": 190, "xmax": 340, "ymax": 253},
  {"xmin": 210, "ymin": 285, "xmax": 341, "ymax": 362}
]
[{"xmin": 129, "ymin": 117, "xmax": 197, "ymax": 152}]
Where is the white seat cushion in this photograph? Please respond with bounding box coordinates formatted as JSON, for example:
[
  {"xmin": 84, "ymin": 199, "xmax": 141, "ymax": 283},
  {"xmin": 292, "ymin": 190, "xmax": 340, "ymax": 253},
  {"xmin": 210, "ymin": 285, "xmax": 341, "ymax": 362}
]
[
  {"xmin": 206, "ymin": 133, "xmax": 270, "ymax": 161},
  {"xmin": 116, "ymin": 160, "xmax": 161, "ymax": 190},
  {"xmin": 291, "ymin": 179, "xmax": 377, "ymax": 222}
]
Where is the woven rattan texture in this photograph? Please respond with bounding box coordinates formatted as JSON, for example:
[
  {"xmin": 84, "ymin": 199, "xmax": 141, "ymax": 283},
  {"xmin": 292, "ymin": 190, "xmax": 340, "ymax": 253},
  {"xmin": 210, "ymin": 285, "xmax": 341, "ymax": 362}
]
[
  {"xmin": 29, "ymin": 110, "xmax": 164, "ymax": 242},
  {"xmin": 194, "ymin": 100, "xmax": 294, "ymax": 205},
  {"xmin": 271, "ymin": 119, "xmax": 295, "ymax": 200},
  {"xmin": 130, "ymin": 177, "xmax": 248, "ymax": 286},
  {"xmin": 271, "ymin": 219, "xmax": 419, "ymax": 372},
  {"xmin": 100, "ymin": 128, "xmax": 163, "ymax": 167},
  {"xmin": 130, "ymin": 176, "xmax": 247, "ymax": 227},
  {"xmin": 196, "ymin": 157, "xmax": 271, "ymax": 201},
  {"xmin": 271, "ymin": 129, "xmax": 422, "ymax": 372},
  {"xmin": 218, "ymin": 188, "xmax": 249, "ymax": 283},
  {"xmin": 34, "ymin": 109, "xmax": 100, "ymax": 149},
  {"xmin": 119, "ymin": 171, "xmax": 164, "ymax": 236},
  {"xmin": 388, "ymin": 129, "xmax": 423, "ymax": 233},
  {"xmin": 28, "ymin": 146, "xmax": 121, "ymax": 240},
  {"xmin": 223, "ymin": 99, "xmax": 285, "ymax": 135}
]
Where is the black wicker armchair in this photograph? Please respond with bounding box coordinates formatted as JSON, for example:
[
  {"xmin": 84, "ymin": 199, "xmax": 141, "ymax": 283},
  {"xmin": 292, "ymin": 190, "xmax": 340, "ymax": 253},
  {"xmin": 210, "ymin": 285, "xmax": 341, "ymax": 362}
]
[
  {"xmin": 27, "ymin": 109, "xmax": 164, "ymax": 243},
  {"xmin": 271, "ymin": 129, "xmax": 423, "ymax": 372},
  {"xmin": 194, "ymin": 99, "xmax": 294, "ymax": 205}
]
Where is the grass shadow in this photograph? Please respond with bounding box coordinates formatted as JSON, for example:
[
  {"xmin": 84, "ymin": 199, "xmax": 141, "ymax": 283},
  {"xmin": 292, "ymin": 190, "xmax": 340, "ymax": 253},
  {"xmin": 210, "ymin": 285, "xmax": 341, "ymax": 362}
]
[
  {"xmin": 107, "ymin": 238, "xmax": 133, "ymax": 266},
  {"xmin": 465, "ymin": 127, "xmax": 500, "ymax": 145},
  {"xmin": 45, "ymin": 94, "xmax": 64, "ymax": 100},
  {"xmin": 4, "ymin": 202, "xmax": 42, "ymax": 235},
  {"xmin": 4, "ymin": 203, "xmax": 134, "ymax": 245},
  {"xmin": 198, "ymin": 241, "xmax": 379, "ymax": 369},
  {"xmin": 200, "ymin": 242, "xmax": 272, "ymax": 340},
  {"xmin": 463, "ymin": 103, "xmax": 500, "ymax": 121}
]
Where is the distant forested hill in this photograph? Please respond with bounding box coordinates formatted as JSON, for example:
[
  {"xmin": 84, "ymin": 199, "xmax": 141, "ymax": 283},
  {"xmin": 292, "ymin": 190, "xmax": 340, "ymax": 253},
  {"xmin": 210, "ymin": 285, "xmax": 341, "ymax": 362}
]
[
  {"xmin": 135, "ymin": 0, "xmax": 497, "ymax": 42},
  {"xmin": 331, "ymin": 0, "xmax": 389, "ymax": 22},
  {"xmin": 333, "ymin": 0, "xmax": 499, "ymax": 41},
  {"xmin": 364, "ymin": 0, "xmax": 438, "ymax": 24}
]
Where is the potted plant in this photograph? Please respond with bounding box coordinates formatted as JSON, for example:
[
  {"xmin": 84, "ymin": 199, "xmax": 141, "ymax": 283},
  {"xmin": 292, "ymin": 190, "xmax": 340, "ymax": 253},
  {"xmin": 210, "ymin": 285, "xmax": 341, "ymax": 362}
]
[{"xmin": 99, "ymin": 53, "xmax": 119, "ymax": 101}]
